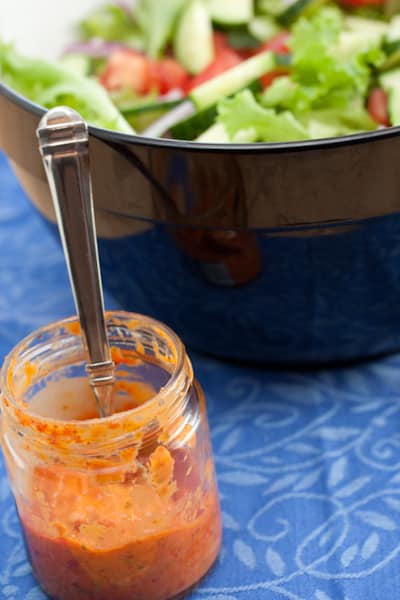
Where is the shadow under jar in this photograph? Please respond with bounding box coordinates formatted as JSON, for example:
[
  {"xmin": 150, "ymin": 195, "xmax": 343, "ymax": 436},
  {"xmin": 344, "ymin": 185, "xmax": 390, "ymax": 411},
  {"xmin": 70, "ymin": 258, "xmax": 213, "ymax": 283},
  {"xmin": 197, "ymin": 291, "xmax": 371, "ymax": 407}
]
[{"xmin": 0, "ymin": 311, "xmax": 221, "ymax": 600}]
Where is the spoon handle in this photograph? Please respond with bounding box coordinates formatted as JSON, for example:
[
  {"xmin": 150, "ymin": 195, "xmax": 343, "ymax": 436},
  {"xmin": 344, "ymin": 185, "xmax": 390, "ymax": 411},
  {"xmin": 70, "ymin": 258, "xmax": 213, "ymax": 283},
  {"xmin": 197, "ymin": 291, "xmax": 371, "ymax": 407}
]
[{"xmin": 37, "ymin": 107, "xmax": 114, "ymax": 417}]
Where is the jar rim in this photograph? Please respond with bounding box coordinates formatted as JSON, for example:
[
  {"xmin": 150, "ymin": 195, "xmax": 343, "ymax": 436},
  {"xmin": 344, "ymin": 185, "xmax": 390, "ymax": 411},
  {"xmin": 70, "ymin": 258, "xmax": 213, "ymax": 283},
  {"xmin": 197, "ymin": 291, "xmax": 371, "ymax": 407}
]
[{"xmin": 0, "ymin": 311, "xmax": 189, "ymax": 434}]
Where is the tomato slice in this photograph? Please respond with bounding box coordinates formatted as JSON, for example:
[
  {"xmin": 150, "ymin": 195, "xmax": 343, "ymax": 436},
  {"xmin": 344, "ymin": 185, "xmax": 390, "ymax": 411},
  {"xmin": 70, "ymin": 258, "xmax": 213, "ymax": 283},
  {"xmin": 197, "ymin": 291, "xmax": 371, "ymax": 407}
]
[
  {"xmin": 213, "ymin": 31, "xmax": 229, "ymax": 54},
  {"xmin": 100, "ymin": 49, "xmax": 189, "ymax": 95},
  {"xmin": 186, "ymin": 48, "xmax": 242, "ymax": 91},
  {"xmin": 155, "ymin": 58, "xmax": 189, "ymax": 94},
  {"xmin": 260, "ymin": 68, "xmax": 290, "ymax": 90},
  {"xmin": 238, "ymin": 32, "xmax": 291, "ymax": 60},
  {"xmin": 258, "ymin": 32, "xmax": 291, "ymax": 55},
  {"xmin": 367, "ymin": 87, "xmax": 390, "ymax": 127},
  {"xmin": 100, "ymin": 49, "xmax": 156, "ymax": 95}
]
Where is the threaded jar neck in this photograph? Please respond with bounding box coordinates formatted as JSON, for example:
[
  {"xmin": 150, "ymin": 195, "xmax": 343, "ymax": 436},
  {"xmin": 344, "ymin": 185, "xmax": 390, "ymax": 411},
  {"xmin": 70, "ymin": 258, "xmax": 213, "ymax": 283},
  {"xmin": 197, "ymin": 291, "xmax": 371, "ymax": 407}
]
[{"xmin": 1, "ymin": 312, "xmax": 194, "ymax": 458}]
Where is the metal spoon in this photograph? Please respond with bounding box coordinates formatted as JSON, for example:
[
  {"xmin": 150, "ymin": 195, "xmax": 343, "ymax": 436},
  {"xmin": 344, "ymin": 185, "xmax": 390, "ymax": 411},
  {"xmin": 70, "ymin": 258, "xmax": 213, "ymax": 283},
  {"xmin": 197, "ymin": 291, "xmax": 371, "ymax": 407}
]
[{"xmin": 37, "ymin": 107, "xmax": 115, "ymax": 418}]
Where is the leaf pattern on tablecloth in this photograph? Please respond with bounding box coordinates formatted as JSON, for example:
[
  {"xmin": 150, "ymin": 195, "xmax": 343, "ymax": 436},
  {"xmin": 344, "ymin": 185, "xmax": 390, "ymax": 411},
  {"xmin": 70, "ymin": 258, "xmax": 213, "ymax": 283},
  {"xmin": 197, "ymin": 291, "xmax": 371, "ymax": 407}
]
[
  {"xmin": 266, "ymin": 548, "xmax": 286, "ymax": 576},
  {"xmin": 361, "ymin": 533, "xmax": 380, "ymax": 561},
  {"xmin": 234, "ymin": 540, "xmax": 257, "ymax": 570},
  {"xmin": 3, "ymin": 152, "xmax": 400, "ymax": 600}
]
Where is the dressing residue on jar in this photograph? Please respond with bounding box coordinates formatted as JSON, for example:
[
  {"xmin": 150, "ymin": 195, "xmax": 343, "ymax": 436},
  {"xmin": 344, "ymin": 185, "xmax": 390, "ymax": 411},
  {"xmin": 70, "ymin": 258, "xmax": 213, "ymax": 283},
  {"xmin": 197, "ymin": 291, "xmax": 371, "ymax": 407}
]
[{"xmin": 1, "ymin": 314, "xmax": 222, "ymax": 600}]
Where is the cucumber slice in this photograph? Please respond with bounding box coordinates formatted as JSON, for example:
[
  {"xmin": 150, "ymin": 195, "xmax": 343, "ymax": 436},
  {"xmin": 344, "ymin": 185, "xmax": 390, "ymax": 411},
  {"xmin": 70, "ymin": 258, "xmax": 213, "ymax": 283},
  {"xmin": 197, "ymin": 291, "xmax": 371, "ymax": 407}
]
[
  {"xmin": 381, "ymin": 16, "xmax": 400, "ymax": 67},
  {"xmin": 120, "ymin": 98, "xmax": 182, "ymax": 117},
  {"xmin": 228, "ymin": 29, "xmax": 260, "ymax": 50},
  {"xmin": 59, "ymin": 53, "xmax": 91, "ymax": 77},
  {"xmin": 258, "ymin": 0, "xmax": 287, "ymax": 17},
  {"xmin": 345, "ymin": 15, "xmax": 388, "ymax": 35},
  {"xmin": 190, "ymin": 50, "xmax": 275, "ymax": 110},
  {"xmin": 170, "ymin": 79, "xmax": 261, "ymax": 139},
  {"xmin": 170, "ymin": 106, "xmax": 217, "ymax": 139},
  {"xmin": 132, "ymin": 106, "xmax": 182, "ymax": 132},
  {"xmin": 335, "ymin": 16, "xmax": 387, "ymax": 60},
  {"xmin": 196, "ymin": 122, "xmax": 230, "ymax": 142},
  {"xmin": 380, "ymin": 47, "xmax": 400, "ymax": 72},
  {"xmin": 278, "ymin": 0, "xmax": 324, "ymax": 26},
  {"xmin": 249, "ymin": 16, "xmax": 280, "ymax": 42},
  {"xmin": 207, "ymin": 0, "xmax": 254, "ymax": 25},
  {"xmin": 380, "ymin": 68, "xmax": 400, "ymax": 125},
  {"xmin": 123, "ymin": 99, "xmax": 183, "ymax": 130},
  {"xmin": 174, "ymin": 0, "xmax": 214, "ymax": 75},
  {"xmin": 387, "ymin": 15, "xmax": 400, "ymax": 42},
  {"xmin": 386, "ymin": 15, "xmax": 400, "ymax": 48},
  {"xmin": 275, "ymin": 53, "xmax": 292, "ymax": 67}
]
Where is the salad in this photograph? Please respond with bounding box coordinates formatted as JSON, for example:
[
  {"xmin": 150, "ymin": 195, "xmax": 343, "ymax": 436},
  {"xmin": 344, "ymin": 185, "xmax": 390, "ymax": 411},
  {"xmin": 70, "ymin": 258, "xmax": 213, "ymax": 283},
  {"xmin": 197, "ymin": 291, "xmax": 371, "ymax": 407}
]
[{"xmin": 2, "ymin": 0, "xmax": 400, "ymax": 143}]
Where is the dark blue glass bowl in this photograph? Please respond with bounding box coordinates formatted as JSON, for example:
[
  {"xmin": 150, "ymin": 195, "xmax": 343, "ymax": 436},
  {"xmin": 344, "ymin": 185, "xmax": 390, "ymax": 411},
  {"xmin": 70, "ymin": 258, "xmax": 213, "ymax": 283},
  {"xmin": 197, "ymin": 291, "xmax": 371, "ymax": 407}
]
[{"xmin": 2, "ymin": 82, "xmax": 400, "ymax": 365}]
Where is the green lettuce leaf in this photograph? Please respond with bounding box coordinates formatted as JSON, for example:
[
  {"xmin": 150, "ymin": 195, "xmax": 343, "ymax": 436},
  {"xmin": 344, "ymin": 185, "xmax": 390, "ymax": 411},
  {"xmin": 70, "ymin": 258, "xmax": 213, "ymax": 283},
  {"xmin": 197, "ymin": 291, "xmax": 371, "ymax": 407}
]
[
  {"xmin": 78, "ymin": 3, "xmax": 143, "ymax": 48},
  {"xmin": 0, "ymin": 43, "xmax": 134, "ymax": 133},
  {"xmin": 217, "ymin": 89, "xmax": 309, "ymax": 142},
  {"xmin": 297, "ymin": 100, "xmax": 377, "ymax": 138},
  {"xmin": 136, "ymin": 0, "xmax": 187, "ymax": 58},
  {"xmin": 262, "ymin": 7, "xmax": 384, "ymax": 113}
]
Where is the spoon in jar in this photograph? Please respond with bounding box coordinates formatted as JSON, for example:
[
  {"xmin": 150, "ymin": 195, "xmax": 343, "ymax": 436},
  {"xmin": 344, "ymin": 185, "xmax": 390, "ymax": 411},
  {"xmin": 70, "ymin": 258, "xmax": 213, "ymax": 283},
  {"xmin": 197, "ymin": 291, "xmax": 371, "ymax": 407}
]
[{"xmin": 37, "ymin": 107, "xmax": 115, "ymax": 418}]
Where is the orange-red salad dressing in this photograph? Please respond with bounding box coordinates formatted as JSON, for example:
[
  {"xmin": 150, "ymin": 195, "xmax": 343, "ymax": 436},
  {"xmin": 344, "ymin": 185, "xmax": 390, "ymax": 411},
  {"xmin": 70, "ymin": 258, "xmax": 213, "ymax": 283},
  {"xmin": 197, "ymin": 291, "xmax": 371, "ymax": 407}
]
[
  {"xmin": 8, "ymin": 342, "xmax": 221, "ymax": 600},
  {"xmin": 22, "ymin": 478, "xmax": 220, "ymax": 600}
]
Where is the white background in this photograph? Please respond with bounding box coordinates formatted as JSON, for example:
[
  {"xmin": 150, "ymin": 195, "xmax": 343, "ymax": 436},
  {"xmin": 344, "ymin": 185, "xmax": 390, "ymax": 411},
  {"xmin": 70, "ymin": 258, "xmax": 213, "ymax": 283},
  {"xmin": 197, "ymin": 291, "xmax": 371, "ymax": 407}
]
[{"xmin": 1, "ymin": 0, "xmax": 103, "ymax": 58}]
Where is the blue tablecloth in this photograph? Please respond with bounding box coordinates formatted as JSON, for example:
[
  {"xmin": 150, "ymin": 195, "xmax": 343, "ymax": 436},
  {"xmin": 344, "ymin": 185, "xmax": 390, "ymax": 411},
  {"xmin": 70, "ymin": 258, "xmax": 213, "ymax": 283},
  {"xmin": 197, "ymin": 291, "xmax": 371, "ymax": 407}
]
[{"xmin": 1, "ymin": 151, "xmax": 400, "ymax": 600}]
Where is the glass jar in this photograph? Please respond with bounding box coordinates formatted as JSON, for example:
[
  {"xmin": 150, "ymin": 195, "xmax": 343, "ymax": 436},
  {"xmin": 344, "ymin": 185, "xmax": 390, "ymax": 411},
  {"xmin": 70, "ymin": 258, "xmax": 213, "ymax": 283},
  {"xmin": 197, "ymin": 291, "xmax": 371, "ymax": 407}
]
[{"xmin": 0, "ymin": 311, "xmax": 221, "ymax": 600}]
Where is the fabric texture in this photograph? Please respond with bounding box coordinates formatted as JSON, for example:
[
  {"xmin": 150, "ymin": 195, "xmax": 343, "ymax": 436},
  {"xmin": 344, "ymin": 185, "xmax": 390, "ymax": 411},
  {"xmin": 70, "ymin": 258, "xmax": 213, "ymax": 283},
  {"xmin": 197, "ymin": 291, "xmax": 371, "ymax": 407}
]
[{"xmin": 1, "ymin": 152, "xmax": 400, "ymax": 600}]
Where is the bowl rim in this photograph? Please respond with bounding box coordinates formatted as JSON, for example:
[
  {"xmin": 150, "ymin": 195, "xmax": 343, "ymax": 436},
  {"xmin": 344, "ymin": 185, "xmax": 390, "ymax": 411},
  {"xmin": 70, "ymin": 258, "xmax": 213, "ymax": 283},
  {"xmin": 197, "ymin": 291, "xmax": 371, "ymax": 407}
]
[{"xmin": 2, "ymin": 80, "xmax": 400, "ymax": 154}]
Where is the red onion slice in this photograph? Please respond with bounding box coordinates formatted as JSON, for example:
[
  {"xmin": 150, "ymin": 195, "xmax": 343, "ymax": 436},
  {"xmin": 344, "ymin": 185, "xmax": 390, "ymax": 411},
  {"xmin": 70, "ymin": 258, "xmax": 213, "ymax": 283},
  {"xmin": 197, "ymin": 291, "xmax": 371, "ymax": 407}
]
[
  {"xmin": 63, "ymin": 40, "xmax": 131, "ymax": 58},
  {"xmin": 114, "ymin": 0, "xmax": 135, "ymax": 14},
  {"xmin": 142, "ymin": 100, "xmax": 195, "ymax": 138}
]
